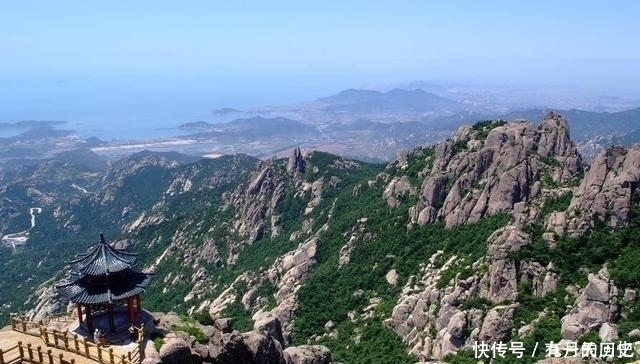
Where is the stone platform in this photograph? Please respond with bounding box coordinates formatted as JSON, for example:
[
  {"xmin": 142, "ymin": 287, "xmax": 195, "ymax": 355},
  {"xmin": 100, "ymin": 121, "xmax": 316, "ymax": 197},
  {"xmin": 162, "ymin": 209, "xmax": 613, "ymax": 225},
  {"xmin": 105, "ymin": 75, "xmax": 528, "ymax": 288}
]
[{"xmin": 64, "ymin": 310, "xmax": 155, "ymax": 346}]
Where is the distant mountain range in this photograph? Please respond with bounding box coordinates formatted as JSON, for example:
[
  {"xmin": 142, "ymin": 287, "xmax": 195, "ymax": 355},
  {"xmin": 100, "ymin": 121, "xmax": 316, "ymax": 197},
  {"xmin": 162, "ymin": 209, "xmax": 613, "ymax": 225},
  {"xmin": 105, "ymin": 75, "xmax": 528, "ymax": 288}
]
[
  {"xmin": 316, "ymin": 88, "xmax": 468, "ymax": 114},
  {"xmin": 2, "ymin": 86, "xmax": 640, "ymax": 166},
  {"xmin": 211, "ymin": 107, "xmax": 243, "ymax": 115},
  {"xmin": 181, "ymin": 116, "xmax": 319, "ymax": 139}
]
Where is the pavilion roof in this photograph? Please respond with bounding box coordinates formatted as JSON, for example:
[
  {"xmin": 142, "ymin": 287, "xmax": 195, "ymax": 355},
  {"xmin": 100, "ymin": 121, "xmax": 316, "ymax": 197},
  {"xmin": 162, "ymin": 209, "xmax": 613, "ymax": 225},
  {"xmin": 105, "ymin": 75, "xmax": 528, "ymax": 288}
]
[
  {"xmin": 68, "ymin": 234, "xmax": 139, "ymax": 275},
  {"xmin": 56, "ymin": 268, "xmax": 154, "ymax": 304}
]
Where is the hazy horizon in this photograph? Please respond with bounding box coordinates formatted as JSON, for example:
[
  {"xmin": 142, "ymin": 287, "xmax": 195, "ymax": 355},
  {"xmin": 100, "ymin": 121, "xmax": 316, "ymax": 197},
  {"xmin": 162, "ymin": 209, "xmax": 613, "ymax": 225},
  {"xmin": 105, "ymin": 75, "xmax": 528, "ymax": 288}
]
[{"xmin": 2, "ymin": 1, "xmax": 639, "ymax": 137}]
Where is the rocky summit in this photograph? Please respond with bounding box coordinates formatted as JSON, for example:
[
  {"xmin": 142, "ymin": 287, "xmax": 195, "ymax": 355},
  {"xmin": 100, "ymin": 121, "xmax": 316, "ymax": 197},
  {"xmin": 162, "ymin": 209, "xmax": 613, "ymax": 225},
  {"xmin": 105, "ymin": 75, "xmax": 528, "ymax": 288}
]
[{"xmin": 2, "ymin": 113, "xmax": 640, "ymax": 363}]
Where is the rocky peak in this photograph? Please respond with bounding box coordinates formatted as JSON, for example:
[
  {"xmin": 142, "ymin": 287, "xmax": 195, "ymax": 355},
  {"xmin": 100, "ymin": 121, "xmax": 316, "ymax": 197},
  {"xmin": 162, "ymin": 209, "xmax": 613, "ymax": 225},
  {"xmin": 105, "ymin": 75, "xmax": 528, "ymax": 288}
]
[
  {"xmin": 538, "ymin": 112, "xmax": 576, "ymax": 158},
  {"xmin": 560, "ymin": 145, "xmax": 640, "ymax": 236},
  {"xmin": 401, "ymin": 117, "xmax": 583, "ymax": 227},
  {"xmin": 287, "ymin": 147, "xmax": 306, "ymax": 176}
]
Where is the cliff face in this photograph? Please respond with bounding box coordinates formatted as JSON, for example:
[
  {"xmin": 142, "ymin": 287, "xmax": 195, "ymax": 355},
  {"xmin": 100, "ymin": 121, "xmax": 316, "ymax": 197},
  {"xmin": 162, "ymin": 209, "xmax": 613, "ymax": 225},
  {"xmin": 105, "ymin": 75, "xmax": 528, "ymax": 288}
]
[
  {"xmin": 400, "ymin": 114, "xmax": 583, "ymax": 228},
  {"xmin": 12, "ymin": 114, "xmax": 640, "ymax": 363},
  {"xmin": 564, "ymin": 146, "xmax": 640, "ymax": 235}
]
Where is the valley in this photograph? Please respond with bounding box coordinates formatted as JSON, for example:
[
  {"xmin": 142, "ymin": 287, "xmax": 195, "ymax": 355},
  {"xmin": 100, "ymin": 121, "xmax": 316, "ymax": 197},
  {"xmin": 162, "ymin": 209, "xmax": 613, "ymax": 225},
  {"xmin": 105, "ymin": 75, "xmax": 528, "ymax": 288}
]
[{"xmin": 0, "ymin": 207, "xmax": 41, "ymax": 249}]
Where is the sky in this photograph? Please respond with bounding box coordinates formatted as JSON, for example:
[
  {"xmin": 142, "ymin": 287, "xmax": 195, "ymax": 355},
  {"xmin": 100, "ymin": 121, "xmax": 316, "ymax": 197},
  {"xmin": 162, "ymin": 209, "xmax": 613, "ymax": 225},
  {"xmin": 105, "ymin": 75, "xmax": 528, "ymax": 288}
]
[{"xmin": 1, "ymin": 1, "xmax": 639, "ymax": 130}]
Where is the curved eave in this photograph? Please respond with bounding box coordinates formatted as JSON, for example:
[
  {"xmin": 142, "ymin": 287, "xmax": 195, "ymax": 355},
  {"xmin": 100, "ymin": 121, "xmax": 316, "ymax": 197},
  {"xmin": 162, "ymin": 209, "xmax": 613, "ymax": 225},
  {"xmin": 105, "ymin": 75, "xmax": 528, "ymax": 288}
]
[
  {"xmin": 56, "ymin": 272, "xmax": 154, "ymax": 305},
  {"xmin": 68, "ymin": 242, "xmax": 139, "ymax": 275}
]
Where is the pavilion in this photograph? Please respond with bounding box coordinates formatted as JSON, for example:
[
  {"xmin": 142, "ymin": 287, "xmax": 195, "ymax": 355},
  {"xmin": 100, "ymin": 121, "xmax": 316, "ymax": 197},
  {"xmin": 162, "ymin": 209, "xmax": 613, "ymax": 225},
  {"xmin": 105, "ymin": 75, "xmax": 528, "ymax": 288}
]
[{"xmin": 56, "ymin": 234, "xmax": 154, "ymax": 333}]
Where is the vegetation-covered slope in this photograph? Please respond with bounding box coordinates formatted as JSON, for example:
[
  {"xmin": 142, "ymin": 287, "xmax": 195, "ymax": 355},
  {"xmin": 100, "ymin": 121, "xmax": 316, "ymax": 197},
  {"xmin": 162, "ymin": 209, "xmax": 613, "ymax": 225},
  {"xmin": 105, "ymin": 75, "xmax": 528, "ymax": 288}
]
[{"xmin": 2, "ymin": 113, "xmax": 640, "ymax": 363}]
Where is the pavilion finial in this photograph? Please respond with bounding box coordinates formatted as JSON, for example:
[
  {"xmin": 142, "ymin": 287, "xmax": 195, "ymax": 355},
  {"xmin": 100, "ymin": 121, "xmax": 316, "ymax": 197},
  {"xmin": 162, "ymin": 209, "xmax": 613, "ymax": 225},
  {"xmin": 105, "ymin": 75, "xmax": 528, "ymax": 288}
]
[{"xmin": 100, "ymin": 233, "xmax": 106, "ymax": 244}]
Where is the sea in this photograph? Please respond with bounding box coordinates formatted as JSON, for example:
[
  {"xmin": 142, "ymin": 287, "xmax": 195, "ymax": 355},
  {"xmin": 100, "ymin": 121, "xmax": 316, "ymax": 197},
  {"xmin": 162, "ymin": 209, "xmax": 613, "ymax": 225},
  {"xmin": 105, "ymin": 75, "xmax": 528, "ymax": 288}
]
[
  {"xmin": 0, "ymin": 79, "xmax": 312, "ymax": 142},
  {"xmin": 0, "ymin": 103, "xmax": 251, "ymax": 141},
  {"xmin": 0, "ymin": 74, "xmax": 343, "ymax": 141}
]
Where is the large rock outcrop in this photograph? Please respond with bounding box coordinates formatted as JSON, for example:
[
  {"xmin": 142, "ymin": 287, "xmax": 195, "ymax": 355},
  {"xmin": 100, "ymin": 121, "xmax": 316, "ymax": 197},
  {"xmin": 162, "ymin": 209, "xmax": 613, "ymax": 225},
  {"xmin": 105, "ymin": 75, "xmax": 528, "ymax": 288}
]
[
  {"xmin": 385, "ymin": 221, "xmax": 532, "ymax": 360},
  {"xmin": 383, "ymin": 176, "xmax": 415, "ymax": 208},
  {"xmin": 287, "ymin": 147, "xmax": 306, "ymax": 176},
  {"xmin": 265, "ymin": 236, "xmax": 318, "ymax": 334},
  {"xmin": 208, "ymin": 234, "xmax": 320, "ymax": 339},
  {"xmin": 385, "ymin": 250, "xmax": 487, "ymax": 360},
  {"xmin": 152, "ymin": 311, "xmax": 332, "ymax": 364},
  {"xmin": 480, "ymin": 225, "xmax": 531, "ymax": 303},
  {"xmin": 159, "ymin": 338, "xmax": 193, "ymax": 364},
  {"xmin": 403, "ymin": 115, "xmax": 583, "ymax": 228},
  {"xmin": 561, "ymin": 267, "xmax": 620, "ymax": 340},
  {"xmin": 562, "ymin": 145, "xmax": 640, "ymax": 236},
  {"xmin": 284, "ymin": 345, "xmax": 333, "ymax": 364}
]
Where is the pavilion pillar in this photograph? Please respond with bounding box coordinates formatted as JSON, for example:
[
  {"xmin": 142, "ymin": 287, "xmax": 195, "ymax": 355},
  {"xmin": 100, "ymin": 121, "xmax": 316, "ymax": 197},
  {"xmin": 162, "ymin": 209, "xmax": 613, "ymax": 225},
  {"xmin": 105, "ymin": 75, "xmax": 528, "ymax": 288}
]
[
  {"xmin": 135, "ymin": 295, "xmax": 142, "ymax": 314},
  {"xmin": 76, "ymin": 303, "xmax": 83, "ymax": 324},
  {"xmin": 127, "ymin": 297, "xmax": 135, "ymax": 324},
  {"xmin": 86, "ymin": 306, "xmax": 94, "ymax": 333},
  {"xmin": 107, "ymin": 305, "xmax": 116, "ymax": 333}
]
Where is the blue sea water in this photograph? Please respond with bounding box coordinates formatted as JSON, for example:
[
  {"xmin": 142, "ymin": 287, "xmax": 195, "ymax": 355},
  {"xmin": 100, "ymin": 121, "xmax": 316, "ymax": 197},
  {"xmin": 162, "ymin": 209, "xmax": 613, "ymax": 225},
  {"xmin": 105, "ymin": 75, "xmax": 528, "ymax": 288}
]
[
  {"xmin": 0, "ymin": 108, "xmax": 240, "ymax": 141},
  {"xmin": 61, "ymin": 110, "xmax": 244, "ymax": 141},
  {"xmin": 0, "ymin": 74, "xmax": 325, "ymax": 141},
  {"xmin": 0, "ymin": 128, "xmax": 23, "ymax": 138},
  {"xmin": 0, "ymin": 72, "xmax": 365, "ymax": 142}
]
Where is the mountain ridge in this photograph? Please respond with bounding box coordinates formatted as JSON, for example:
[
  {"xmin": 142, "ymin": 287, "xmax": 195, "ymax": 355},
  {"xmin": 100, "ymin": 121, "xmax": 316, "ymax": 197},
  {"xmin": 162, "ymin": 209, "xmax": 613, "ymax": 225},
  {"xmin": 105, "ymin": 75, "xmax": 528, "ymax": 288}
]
[
  {"xmin": 2, "ymin": 114, "xmax": 640, "ymax": 363},
  {"xmin": 316, "ymin": 88, "xmax": 467, "ymax": 114}
]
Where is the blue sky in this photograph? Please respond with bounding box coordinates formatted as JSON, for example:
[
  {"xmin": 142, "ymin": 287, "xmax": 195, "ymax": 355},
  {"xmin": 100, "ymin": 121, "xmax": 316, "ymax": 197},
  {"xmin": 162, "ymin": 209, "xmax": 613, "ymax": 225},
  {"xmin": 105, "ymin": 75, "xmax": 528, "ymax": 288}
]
[{"xmin": 1, "ymin": 0, "xmax": 639, "ymax": 118}]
